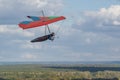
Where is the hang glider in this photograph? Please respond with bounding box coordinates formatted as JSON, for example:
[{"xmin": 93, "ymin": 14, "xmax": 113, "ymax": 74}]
[{"xmin": 18, "ymin": 11, "xmax": 66, "ymax": 43}]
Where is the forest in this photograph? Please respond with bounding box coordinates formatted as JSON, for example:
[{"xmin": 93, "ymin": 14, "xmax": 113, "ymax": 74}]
[{"xmin": 0, "ymin": 64, "xmax": 120, "ymax": 80}]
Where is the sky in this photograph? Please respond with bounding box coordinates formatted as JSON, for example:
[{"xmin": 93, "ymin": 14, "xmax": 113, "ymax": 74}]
[{"xmin": 0, "ymin": 0, "xmax": 120, "ymax": 62}]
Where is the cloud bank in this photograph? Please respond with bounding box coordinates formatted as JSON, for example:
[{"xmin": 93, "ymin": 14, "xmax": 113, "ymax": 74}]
[
  {"xmin": 0, "ymin": 2, "xmax": 120, "ymax": 61},
  {"xmin": 0, "ymin": 0, "xmax": 64, "ymax": 24},
  {"xmin": 75, "ymin": 5, "xmax": 120, "ymax": 38}
]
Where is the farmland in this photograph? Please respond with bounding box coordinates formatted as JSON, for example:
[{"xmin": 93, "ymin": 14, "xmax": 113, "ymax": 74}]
[{"xmin": 0, "ymin": 63, "xmax": 120, "ymax": 80}]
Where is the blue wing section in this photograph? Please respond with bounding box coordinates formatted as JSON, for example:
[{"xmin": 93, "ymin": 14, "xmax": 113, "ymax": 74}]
[
  {"xmin": 20, "ymin": 21, "xmax": 32, "ymax": 24},
  {"xmin": 27, "ymin": 16, "xmax": 40, "ymax": 21}
]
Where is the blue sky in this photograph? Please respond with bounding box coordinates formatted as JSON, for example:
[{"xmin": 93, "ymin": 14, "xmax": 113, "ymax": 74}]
[
  {"xmin": 0, "ymin": 0, "xmax": 120, "ymax": 62},
  {"xmin": 64, "ymin": 0, "xmax": 119, "ymax": 12}
]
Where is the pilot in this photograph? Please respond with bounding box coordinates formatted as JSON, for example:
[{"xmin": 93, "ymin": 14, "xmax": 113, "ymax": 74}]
[{"xmin": 31, "ymin": 32, "xmax": 55, "ymax": 43}]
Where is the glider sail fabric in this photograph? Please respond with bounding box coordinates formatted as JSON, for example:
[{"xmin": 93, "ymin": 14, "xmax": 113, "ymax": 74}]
[
  {"xmin": 19, "ymin": 16, "xmax": 66, "ymax": 29},
  {"xmin": 27, "ymin": 16, "xmax": 40, "ymax": 21}
]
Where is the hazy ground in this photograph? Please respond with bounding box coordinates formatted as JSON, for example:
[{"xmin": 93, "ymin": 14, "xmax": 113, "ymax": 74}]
[{"xmin": 0, "ymin": 62, "xmax": 120, "ymax": 80}]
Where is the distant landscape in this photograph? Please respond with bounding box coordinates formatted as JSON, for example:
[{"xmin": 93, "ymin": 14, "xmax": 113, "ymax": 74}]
[
  {"xmin": 0, "ymin": 61, "xmax": 120, "ymax": 65},
  {"xmin": 0, "ymin": 61, "xmax": 120, "ymax": 80}
]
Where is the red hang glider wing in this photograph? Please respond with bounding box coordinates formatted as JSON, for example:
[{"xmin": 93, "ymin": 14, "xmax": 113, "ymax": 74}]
[{"xmin": 18, "ymin": 16, "xmax": 66, "ymax": 29}]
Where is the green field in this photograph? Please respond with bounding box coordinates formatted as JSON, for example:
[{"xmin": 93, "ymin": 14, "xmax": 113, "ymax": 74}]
[{"xmin": 0, "ymin": 64, "xmax": 120, "ymax": 80}]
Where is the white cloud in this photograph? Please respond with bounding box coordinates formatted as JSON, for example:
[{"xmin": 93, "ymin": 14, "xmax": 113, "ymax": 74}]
[
  {"xmin": 111, "ymin": 47, "xmax": 120, "ymax": 52},
  {"xmin": 75, "ymin": 5, "xmax": 120, "ymax": 38},
  {"xmin": 113, "ymin": 21, "xmax": 120, "ymax": 25},
  {"xmin": 0, "ymin": 56, "xmax": 4, "ymax": 59},
  {"xmin": 21, "ymin": 42, "xmax": 42, "ymax": 49},
  {"xmin": 85, "ymin": 5, "xmax": 120, "ymax": 17},
  {"xmin": 21, "ymin": 53, "xmax": 37, "ymax": 59},
  {"xmin": 0, "ymin": 25, "xmax": 35, "ymax": 37},
  {"xmin": 84, "ymin": 5, "xmax": 120, "ymax": 26},
  {"xmin": 85, "ymin": 38, "xmax": 91, "ymax": 44},
  {"xmin": 0, "ymin": 0, "xmax": 64, "ymax": 24}
]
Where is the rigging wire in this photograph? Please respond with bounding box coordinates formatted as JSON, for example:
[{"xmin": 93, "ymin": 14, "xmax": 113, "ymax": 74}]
[{"xmin": 41, "ymin": 10, "xmax": 51, "ymax": 34}]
